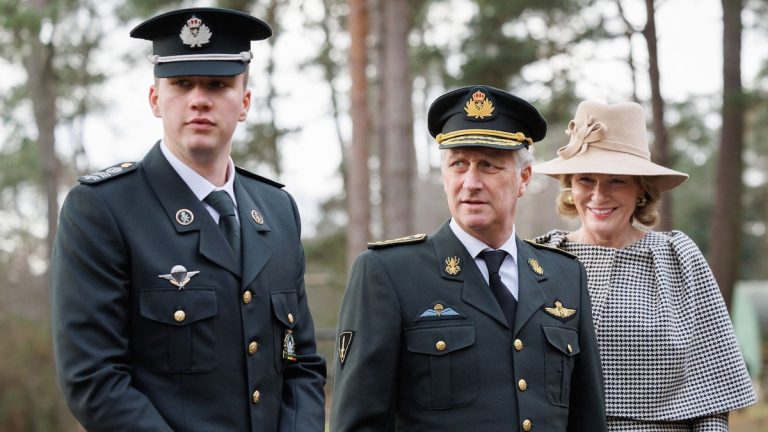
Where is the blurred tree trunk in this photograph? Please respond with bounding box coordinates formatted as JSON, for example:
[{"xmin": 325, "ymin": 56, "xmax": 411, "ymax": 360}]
[
  {"xmin": 24, "ymin": 0, "xmax": 60, "ymax": 259},
  {"xmin": 346, "ymin": 0, "xmax": 371, "ymax": 268},
  {"xmin": 379, "ymin": 0, "xmax": 415, "ymax": 238},
  {"xmin": 641, "ymin": 0, "xmax": 673, "ymax": 231},
  {"xmin": 710, "ymin": 0, "xmax": 745, "ymax": 310}
]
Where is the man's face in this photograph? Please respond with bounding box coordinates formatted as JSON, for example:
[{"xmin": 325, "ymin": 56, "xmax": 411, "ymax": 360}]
[
  {"xmin": 149, "ymin": 74, "xmax": 251, "ymax": 166},
  {"xmin": 442, "ymin": 147, "xmax": 531, "ymax": 246}
]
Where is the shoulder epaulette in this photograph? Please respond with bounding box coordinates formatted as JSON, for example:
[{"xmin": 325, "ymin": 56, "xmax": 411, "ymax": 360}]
[
  {"xmin": 367, "ymin": 234, "xmax": 428, "ymax": 249},
  {"xmin": 235, "ymin": 166, "xmax": 284, "ymax": 189},
  {"xmin": 524, "ymin": 239, "xmax": 577, "ymax": 259},
  {"xmin": 78, "ymin": 162, "xmax": 138, "ymax": 185}
]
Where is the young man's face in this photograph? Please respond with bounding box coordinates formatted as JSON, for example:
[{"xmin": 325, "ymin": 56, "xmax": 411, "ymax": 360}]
[{"xmin": 149, "ymin": 73, "xmax": 251, "ymax": 166}]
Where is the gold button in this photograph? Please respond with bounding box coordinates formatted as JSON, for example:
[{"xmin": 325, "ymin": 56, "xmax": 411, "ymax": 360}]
[
  {"xmin": 242, "ymin": 290, "xmax": 252, "ymax": 304},
  {"xmin": 522, "ymin": 419, "xmax": 532, "ymax": 431},
  {"xmin": 435, "ymin": 341, "xmax": 446, "ymax": 351},
  {"xmin": 514, "ymin": 339, "xmax": 524, "ymax": 351},
  {"xmin": 567, "ymin": 343, "xmax": 573, "ymax": 354},
  {"xmin": 248, "ymin": 341, "xmax": 259, "ymax": 355},
  {"xmin": 252, "ymin": 390, "xmax": 261, "ymax": 404},
  {"xmin": 288, "ymin": 313, "xmax": 295, "ymax": 324},
  {"xmin": 518, "ymin": 379, "xmax": 527, "ymax": 391},
  {"xmin": 174, "ymin": 310, "xmax": 186, "ymax": 323}
]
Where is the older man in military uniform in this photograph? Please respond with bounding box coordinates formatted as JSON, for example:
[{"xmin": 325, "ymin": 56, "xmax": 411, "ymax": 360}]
[
  {"xmin": 330, "ymin": 86, "xmax": 606, "ymax": 431},
  {"xmin": 50, "ymin": 8, "xmax": 326, "ymax": 432}
]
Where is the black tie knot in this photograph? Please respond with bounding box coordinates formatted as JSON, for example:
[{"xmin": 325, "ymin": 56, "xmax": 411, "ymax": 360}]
[
  {"xmin": 479, "ymin": 250, "xmax": 507, "ymax": 275},
  {"xmin": 205, "ymin": 190, "xmax": 237, "ymax": 217}
]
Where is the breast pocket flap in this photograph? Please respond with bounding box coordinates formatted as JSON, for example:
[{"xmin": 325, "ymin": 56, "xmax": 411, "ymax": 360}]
[
  {"xmin": 542, "ymin": 325, "xmax": 580, "ymax": 356},
  {"xmin": 405, "ymin": 324, "xmax": 475, "ymax": 356},
  {"xmin": 140, "ymin": 288, "xmax": 217, "ymax": 326},
  {"xmin": 270, "ymin": 290, "xmax": 299, "ymax": 328}
]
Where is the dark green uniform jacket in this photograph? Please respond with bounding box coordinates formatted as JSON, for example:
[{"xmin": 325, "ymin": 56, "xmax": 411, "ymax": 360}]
[
  {"xmin": 331, "ymin": 222, "xmax": 606, "ymax": 432},
  {"xmin": 51, "ymin": 143, "xmax": 326, "ymax": 432}
]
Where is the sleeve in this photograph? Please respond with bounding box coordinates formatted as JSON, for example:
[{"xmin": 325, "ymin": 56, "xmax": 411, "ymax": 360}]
[
  {"xmin": 568, "ymin": 259, "xmax": 608, "ymax": 432},
  {"xmin": 692, "ymin": 413, "xmax": 728, "ymax": 432},
  {"xmin": 279, "ymin": 192, "xmax": 328, "ymax": 432},
  {"xmin": 330, "ymin": 252, "xmax": 402, "ymax": 432},
  {"xmin": 50, "ymin": 186, "xmax": 173, "ymax": 431}
]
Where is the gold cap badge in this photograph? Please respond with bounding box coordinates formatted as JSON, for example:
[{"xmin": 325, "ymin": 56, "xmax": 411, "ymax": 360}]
[{"xmin": 464, "ymin": 89, "xmax": 495, "ymax": 119}]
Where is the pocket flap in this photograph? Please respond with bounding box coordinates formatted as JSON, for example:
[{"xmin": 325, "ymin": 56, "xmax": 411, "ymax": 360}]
[
  {"xmin": 405, "ymin": 324, "xmax": 475, "ymax": 356},
  {"xmin": 271, "ymin": 290, "xmax": 299, "ymax": 328},
  {"xmin": 542, "ymin": 325, "xmax": 580, "ymax": 356},
  {"xmin": 140, "ymin": 288, "xmax": 217, "ymax": 326}
]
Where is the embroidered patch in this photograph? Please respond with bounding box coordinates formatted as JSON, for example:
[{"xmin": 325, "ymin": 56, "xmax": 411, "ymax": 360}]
[
  {"xmin": 444, "ymin": 256, "xmax": 461, "ymax": 275},
  {"xmin": 464, "ymin": 88, "xmax": 496, "ymax": 120},
  {"xmin": 544, "ymin": 300, "xmax": 577, "ymax": 322},
  {"xmin": 180, "ymin": 15, "xmax": 212, "ymax": 48},
  {"xmin": 338, "ymin": 331, "xmax": 354, "ymax": 369},
  {"xmin": 415, "ymin": 301, "xmax": 465, "ymax": 321},
  {"xmin": 527, "ymin": 258, "xmax": 544, "ymax": 275}
]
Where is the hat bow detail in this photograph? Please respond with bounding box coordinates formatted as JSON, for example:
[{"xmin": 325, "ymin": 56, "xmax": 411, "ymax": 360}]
[{"xmin": 557, "ymin": 116, "xmax": 607, "ymax": 160}]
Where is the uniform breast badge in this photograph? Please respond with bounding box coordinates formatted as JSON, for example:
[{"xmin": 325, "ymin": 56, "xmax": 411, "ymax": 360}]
[
  {"xmin": 282, "ymin": 329, "xmax": 297, "ymax": 362},
  {"xmin": 416, "ymin": 301, "xmax": 465, "ymax": 321},
  {"xmin": 544, "ymin": 300, "xmax": 577, "ymax": 321},
  {"xmin": 444, "ymin": 256, "xmax": 461, "ymax": 275},
  {"xmin": 158, "ymin": 265, "xmax": 200, "ymax": 290},
  {"xmin": 337, "ymin": 331, "xmax": 354, "ymax": 369}
]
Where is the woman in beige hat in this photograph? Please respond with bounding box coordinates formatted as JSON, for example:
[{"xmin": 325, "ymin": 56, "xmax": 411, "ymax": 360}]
[{"xmin": 534, "ymin": 101, "xmax": 755, "ymax": 431}]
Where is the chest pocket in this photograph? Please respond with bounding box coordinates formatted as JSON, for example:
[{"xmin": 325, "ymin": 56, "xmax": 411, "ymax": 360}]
[
  {"xmin": 271, "ymin": 290, "xmax": 298, "ymax": 372},
  {"xmin": 138, "ymin": 287, "xmax": 218, "ymax": 373},
  {"xmin": 404, "ymin": 323, "xmax": 478, "ymax": 409},
  {"xmin": 542, "ymin": 324, "xmax": 580, "ymax": 407}
]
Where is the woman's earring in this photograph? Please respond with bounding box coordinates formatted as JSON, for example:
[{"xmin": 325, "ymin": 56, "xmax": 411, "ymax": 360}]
[
  {"xmin": 636, "ymin": 196, "xmax": 648, "ymax": 207},
  {"xmin": 563, "ymin": 188, "xmax": 574, "ymax": 205}
]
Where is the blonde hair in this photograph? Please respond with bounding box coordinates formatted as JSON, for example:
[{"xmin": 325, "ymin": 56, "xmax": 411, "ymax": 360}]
[{"xmin": 554, "ymin": 174, "xmax": 661, "ymax": 227}]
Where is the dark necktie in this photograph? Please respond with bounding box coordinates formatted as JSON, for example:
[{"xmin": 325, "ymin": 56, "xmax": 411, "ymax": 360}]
[
  {"xmin": 204, "ymin": 190, "xmax": 241, "ymax": 260},
  {"xmin": 479, "ymin": 250, "xmax": 517, "ymax": 329}
]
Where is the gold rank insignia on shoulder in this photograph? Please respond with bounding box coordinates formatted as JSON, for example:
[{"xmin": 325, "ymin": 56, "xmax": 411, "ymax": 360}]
[
  {"xmin": 367, "ymin": 233, "xmax": 427, "ymax": 249},
  {"xmin": 338, "ymin": 331, "xmax": 354, "ymax": 369},
  {"xmin": 77, "ymin": 162, "xmax": 137, "ymax": 184},
  {"xmin": 544, "ymin": 300, "xmax": 577, "ymax": 321},
  {"xmin": 527, "ymin": 258, "xmax": 544, "ymax": 275},
  {"xmin": 464, "ymin": 89, "xmax": 495, "ymax": 119},
  {"xmin": 444, "ymin": 256, "xmax": 461, "ymax": 275}
]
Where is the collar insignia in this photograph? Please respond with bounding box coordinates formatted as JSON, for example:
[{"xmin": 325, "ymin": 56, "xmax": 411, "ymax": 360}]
[
  {"xmin": 180, "ymin": 15, "xmax": 212, "ymax": 48},
  {"xmin": 158, "ymin": 265, "xmax": 200, "ymax": 290},
  {"xmin": 338, "ymin": 331, "xmax": 355, "ymax": 369},
  {"xmin": 527, "ymin": 258, "xmax": 544, "ymax": 275},
  {"xmin": 544, "ymin": 300, "xmax": 577, "ymax": 320},
  {"xmin": 444, "ymin": 256, "xmax": 461, "ymax": 275},
  {"xmin": 176, "ymin": 209, "xmax": 194, "ymax": 226},
  {"xmin": 251, "ymin": 209, "xmax": 264, "ymax": 225},
  {"xmin": 464, "ymin": 89, "xmax": 495, "ymax": 119}
]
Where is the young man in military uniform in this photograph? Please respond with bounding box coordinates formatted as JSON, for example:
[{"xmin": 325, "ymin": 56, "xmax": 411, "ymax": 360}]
[
  {"xmin": 50, "ymin": 8, "xmax": 326, "ymax": 431},
  {"xmin": 330, "ymin": 86, "xmax": 607, "ymax": 431}
]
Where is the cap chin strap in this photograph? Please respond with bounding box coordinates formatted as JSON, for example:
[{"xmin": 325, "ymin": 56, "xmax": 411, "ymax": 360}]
[{"xmin": 149, "ymin": 51, "xmax": 253, "ymax": 64}]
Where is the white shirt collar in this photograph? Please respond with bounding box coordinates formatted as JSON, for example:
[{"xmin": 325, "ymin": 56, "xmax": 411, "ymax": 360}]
[
  {"xmin": 160, "ymin": 140, "xmax": 237, "ymax": 206},
  {"xmin": 449, "ymin": 219, "xmax": 518, "ymax": 264}
]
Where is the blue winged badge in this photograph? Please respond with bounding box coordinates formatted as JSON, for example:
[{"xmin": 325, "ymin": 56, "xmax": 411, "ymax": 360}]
[{"xmin": 416, "ymin": 302, "xmax": 465, "ymax": 321}]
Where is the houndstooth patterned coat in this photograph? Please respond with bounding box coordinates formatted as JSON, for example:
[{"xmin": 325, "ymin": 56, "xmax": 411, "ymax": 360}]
[{"xmin": 535, "ymin": 230, "xmax": 756, "ymax": 431}]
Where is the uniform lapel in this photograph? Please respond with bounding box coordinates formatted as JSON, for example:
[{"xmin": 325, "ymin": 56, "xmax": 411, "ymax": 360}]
[
  {"xmin": 234, "ymin": 177, "xmax": 274, "ymax": 289},
  {"xmin": 513, "ymin": 238, "xmax": 548, "ymax": 335},
  {"xmin": 432, "ymin": 222, "xmax": 509, "ymax": 329},
  {"xmin": 142, "ymin": 142, "xmax": 241, "ymax": 276}
]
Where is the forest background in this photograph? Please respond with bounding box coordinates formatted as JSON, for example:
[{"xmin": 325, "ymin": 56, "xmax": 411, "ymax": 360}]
[{"xmin": 1, "ymin": 0, "xmax": 767, "ymax": 430}]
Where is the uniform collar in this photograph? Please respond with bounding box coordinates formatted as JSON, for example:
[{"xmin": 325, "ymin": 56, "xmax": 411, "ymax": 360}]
[
  {"xmin": 160, "ymin": 140, "xmax": 238, "ymax": 206},
  {"xmin": 449, "ymin": 219, "xmax": 518, "ymax": 264}
]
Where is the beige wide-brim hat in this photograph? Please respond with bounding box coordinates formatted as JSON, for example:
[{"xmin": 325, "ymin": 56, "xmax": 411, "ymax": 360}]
[{"xmin": 534, "ymin": 100, "xmax": 688, "ymax": 192}]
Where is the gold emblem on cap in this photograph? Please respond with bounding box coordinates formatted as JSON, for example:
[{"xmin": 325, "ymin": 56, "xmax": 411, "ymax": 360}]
[
  {"xmin": 180, "ymin": 15, "xmax": 212, "ymax": 48},
  {"xmin": 527, "ymin": 258, "xmax": 544, "ymax": 275},
  {"xmin": 251, "ymin": 210, "xmax": 264, "ymax": 225},
  {"xmin": 175, "ymin": 209, "xmax": 194, "ymax": 226},
  {"xmin": 444, "ymin": 257, "xmax": 461, "ymax": 275},
  {"xmin": 544, "ymin": 300, "xmax": 577, "ymax": 319},
  {"xmin": 464, "ymin": 90, "xmax": 495, "ymax": 119}
]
